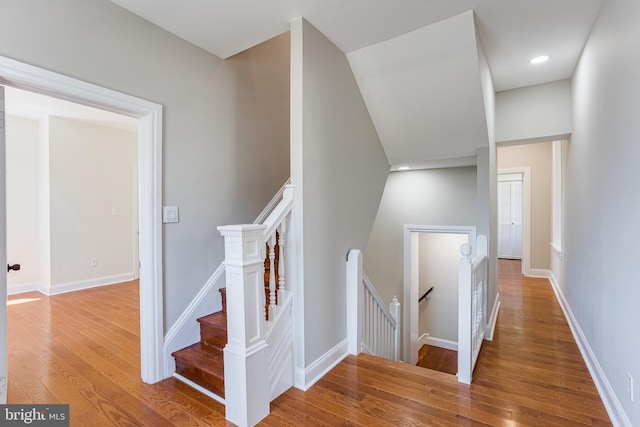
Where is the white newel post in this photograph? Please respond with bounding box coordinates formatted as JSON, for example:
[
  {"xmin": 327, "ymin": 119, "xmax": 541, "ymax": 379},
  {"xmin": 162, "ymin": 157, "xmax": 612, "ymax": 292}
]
[
  {"xmin": 457, "ymin": 243, "xmax": 473, "ymax": 385},
  {"xmin": 217, "ymin": 224, "xmax": 270, "ymax": 427},
  {"xmin": 346, "ymin": 249, "xmax": 363, "ymax": 355}
]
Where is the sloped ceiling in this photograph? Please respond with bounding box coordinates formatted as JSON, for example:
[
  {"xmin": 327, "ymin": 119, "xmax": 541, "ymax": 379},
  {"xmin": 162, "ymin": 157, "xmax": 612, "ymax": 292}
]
[
  {"xmin": 348, "ymin": 11, "xmax": 487, "ymax": 168},
  {"xmin": 110, "ymin": 0, "xmax": 604, "ymax": 167}
]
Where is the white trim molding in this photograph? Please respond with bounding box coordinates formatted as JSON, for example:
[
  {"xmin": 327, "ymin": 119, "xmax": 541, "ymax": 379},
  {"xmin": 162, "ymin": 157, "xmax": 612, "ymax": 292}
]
[
  {"xmin": 7, "ymin": 282, "xmax": 43, "ymax": 296},
  {"xmin": 47, "ymin": 273, "xmax": 136, "ymax": 296},
  {"xmin": 8, "ymin": 274, "xmax": 136, "ymax": 296},
  {"xmin": 294, "ymin": 339, "xmax": 348, "ymax": 391},
  {"xmin": 162, "ymin": 264, "xmax": 225, "ymax": 377},
  {"xmin": 418, "ymin": 334, "xmax": 458, "ymax": 351},
  {"xmin": 498, "ymin": 167, "xmax": 531, "ymax": 276},
  {"xmin": 485, "ymin": 292, "xmax": 500, "ymax": 341},
  {"xmin": 548, "ymin": 272, "xmax": 632, "ymax": 427},
  {"xmin": 403, "ymin": 225, "xmax": 476, "ymax": 365},
  {"xmin": 0, "ymin": 55, "xmax": 165, "ymax": 384}
]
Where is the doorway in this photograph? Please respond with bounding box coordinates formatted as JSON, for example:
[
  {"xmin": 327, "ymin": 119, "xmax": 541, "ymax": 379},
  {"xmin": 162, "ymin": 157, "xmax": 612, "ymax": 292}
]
[
  {"xmin": 5, "ymin": 86, "xmax": 139, "ymax": 295},
  {"xmin": 0, "ymin": 55, "xmax": 164, "ymax": 388},
  {"xmin": 403, "ymin": 225, "xmax": 475, "ymax": 365},
  {"xmin": 498, "ymin": 173, "xmax": 523, "ymax": 260}
]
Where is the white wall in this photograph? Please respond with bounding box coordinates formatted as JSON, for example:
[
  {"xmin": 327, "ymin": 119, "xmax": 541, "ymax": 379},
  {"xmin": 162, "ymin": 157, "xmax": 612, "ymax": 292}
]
[
  {"xmin": 6, "ymin": 115, "xmax": 138, "ymax": 293},
  {"xmin": 291, "ymin": 18, "xmax": 389, "ymax": 371},
  {"xmin": 564, "ymin": 0, "xmax": 640, "ymax": 424},
  {"xmin": 6, "ymin": 116, "xmax": 40, "ymax": 289},
  {"xmin": 365, "ymin": 167, "xmax": 477, "ymax": 311},
  {"xmin": 475, "ymin": 30, "xmax": 498, "ymax": 313},
  {"xmin": 0, "ymin": 0, "xmax": 290, "ymax": 329},
  {"xmin": 48, "ymin": 117, "xmax": 137, "ymax": 288},
  {"xmin": 496, "ymin": 79, "xmax": 572, "ymax": 143},
  {"xmin": 418, "ymin": 233, "xmax": 468, "ymax": 343}
]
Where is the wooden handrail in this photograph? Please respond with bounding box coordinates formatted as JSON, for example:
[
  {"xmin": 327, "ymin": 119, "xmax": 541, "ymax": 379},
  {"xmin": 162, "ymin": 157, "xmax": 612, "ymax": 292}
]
[{"xmin": 419, "ymin": 286, "xmax": 434, "ymax": 303}]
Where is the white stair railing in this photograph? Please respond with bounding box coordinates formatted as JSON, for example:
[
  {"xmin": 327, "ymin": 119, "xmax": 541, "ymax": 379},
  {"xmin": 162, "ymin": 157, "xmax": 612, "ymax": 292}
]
[
  {"xmin": 217, "ymin": 185, "xmax": 294, "ymax": 427},
  {"xmin": 457, "ymin": 234, "xmax": 488, "ymax": 385},
  {"xmin": 346, "ymin": 249, "xmax": 400, "ymax": 361}
]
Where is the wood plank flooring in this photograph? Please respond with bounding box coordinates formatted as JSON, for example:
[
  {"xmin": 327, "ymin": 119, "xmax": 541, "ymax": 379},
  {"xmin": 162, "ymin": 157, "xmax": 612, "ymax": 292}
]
[
  {"xmin": 7, "ymin": 260, "xmax": 612, "ymax": 426},
  {"xmin": 7, "ymin": 281, "xmax": 232, "ymax": 426},
  {"xmin": 264, "ymin": 259, "xmax": 611, "ymax": 426},
  {"xmin": 416, "ymin": 344, "xmax": 458, "ymax": 375}
]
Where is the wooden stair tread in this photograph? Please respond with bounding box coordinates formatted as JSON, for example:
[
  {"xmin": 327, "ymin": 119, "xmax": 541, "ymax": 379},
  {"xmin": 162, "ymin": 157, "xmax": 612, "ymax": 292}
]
[
  {"xmin": 197, "ymin": 311, "xmax": 227, "ymax": 349},
  {"xmin": 197, "ymin": 311, "xmax": 226, "ymax": 328},
  {"xmin": 172, "ymin": 342, "xmax": 224, "ymax": 371},
  {"xmin": 172, "ymin": 342, "xmax": 225, "ymax": 398}
]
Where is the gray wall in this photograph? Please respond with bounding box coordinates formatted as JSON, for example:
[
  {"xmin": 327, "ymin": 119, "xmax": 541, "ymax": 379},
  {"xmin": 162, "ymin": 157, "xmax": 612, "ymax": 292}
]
[
  {"xmin": 0, "ymin": 0, "xmax": 290, "ymax": 330},
  {"xmin": 291, "ymin": 18, "xmax": 389, "ymax": 367},
  {"xmin": 496, "ymin": 79, "xmax": 572, "ymax": 143},
  {"xmin": 567, "ymin": 0, "xmax": 640, "ymax": 423},
  {"xmin": 364, "ymin": 167, "xmax": 477, "ymax": 310}
]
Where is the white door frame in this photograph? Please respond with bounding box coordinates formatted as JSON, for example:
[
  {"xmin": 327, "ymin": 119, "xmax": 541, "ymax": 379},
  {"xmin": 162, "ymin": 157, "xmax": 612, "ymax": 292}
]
[
  {"xmin": 0, "ymin": 56, "xmax": 165, "ymax": 383},
  {"xmin": 498, "ymin": 167, "xmax": 531, "ymax": 276},
  {"xmin": 402, "ymin": 224, "xmax": 476, "ymax": 365}
]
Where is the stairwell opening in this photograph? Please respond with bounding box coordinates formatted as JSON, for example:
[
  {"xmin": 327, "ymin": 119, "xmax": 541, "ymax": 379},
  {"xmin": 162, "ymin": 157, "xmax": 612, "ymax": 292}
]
[{"xmin": 403, "ymin": 225, "xmax": 475, "ymax": 369}]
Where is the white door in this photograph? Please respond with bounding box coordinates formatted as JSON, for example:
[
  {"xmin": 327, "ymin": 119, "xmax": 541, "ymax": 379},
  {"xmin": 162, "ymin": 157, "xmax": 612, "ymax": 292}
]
[
  {"xmin": 498, "ymin": 178, "xmax": 523, "ymax": 259},
  {"xmin": 0, "ymin": 85, "xmax": 7, "ymax": 403}
]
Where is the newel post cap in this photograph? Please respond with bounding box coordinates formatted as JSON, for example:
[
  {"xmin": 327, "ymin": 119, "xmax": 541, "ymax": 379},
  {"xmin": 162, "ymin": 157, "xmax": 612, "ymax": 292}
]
[{"xmin": 461, "ymin": 243, "xmax": 472, "ymax": 258}]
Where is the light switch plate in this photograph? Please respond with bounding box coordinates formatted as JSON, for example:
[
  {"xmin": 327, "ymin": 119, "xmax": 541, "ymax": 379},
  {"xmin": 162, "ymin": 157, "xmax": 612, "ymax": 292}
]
[{"xmin": 163, "ymin": 206, "xmax": 179, "ymax": 223}]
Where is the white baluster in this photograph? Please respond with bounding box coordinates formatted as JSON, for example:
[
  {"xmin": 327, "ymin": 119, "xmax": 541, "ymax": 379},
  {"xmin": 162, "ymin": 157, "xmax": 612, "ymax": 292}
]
[
  {"xmin": 278, "ymin": 222, "xmax": 286, "ymax": 296},
  {"xmin": 268, "ymin": 232, "xmax": 277, "ymax": 319}
]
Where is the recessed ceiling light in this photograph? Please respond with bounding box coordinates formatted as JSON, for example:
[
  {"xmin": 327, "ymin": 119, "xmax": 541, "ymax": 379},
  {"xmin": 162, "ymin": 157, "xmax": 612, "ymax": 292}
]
[
  {"xmin": 530, "ymin": 55, "xmax": 550, "ymax": 65},
  {"xmin": 398, "ymin": 166, "xmax": 410, "ymax": 171}
]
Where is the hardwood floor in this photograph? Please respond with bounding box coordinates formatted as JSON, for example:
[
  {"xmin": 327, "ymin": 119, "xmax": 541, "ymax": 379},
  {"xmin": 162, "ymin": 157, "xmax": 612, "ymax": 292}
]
[
  {"xmin": 416, "ymin": 344, "xmax": 458, "ymax": 376},
  {"xmin": 7, "ymin": 261, "xmax": 612, "ymax": 426},
  {"xmin": 7, "ymin": 281, "xmax": 232, "ymax": 426},
  {"xmin": 264, "ymin": 259, "xmax": 611, "ymax": 426}
]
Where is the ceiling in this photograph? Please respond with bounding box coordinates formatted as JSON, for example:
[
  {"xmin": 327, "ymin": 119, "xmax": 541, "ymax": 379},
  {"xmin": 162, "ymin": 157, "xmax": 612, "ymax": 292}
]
[
  {"xmin": 5, "ymin": 86, "xmax": 138, "ymax": 132},
  {"xmin": 108, "ymin": 0, "xmax": 603, "ymax": 167}
]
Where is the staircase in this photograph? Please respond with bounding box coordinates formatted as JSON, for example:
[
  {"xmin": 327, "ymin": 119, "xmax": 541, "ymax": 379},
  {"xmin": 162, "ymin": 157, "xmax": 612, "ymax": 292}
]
[
  {"xmin": 171, "ymin": 234, "xmax": 281, "ymax": 400},
  {"xmin": 172, "ymin": 287, "xmax": 228, "ymax": 399},
  {"xmin": 171, "ymin": 185, "xmax": 294, "ymax": 426}
]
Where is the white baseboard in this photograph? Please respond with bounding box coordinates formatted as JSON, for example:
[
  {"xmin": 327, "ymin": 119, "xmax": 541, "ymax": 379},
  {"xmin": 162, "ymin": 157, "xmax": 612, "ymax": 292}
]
[
  {"xmin": 485, "ymin": 292, "xmax": 501, "ymax": 341},
  {"xmin": 417, "ymin": 333, "xmax": 458, "ymax": 351},
  {"xmin": 418, "ymin": 333, "xmax": 430, "ymax": 349},
  {"xmin": 428, "ymin": 336, "xmax": 458, "ymax": 351},
  {"xmin": 8, "ymin": 282, "xmax": 44, "ymax": 296},
  {"xmin": 294, "ymin": 339, "xmax": 348, "ymax": 391},
  {"xmin": 46, "ymin": 273, "xmax": 136, "ymax": 296},
  {"xmin": 9, "ymin": 274, "xmax": 136, "ymax": 296},
  {"xmin": 163, "ymin": 264, "xmax": 226, "ymax": 378},
  {"xmin": 548, "ymin": 272, "xmax": 632, "ymax": 427},
  {"xmin": 527, "ymin": 268, "xmax": 552, "ymax": 279}
]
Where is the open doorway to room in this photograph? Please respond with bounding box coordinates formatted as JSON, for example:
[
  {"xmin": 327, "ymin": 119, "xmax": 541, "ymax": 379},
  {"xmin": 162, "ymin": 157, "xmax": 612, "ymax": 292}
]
[
  {"xmin": 497, "ymin": 141, "xmax": 554, "ymax": 278},
  {"xmin": 403, "ymin": 225, "xmax": 475, "ymax": 374},
  {"xmin": 5, "ymin": 86, "xmax": 140, "ymax": 295},
  {"xmin": 0, "ymin": 55, "xmax": 164, "ymax": 399},
  {"xmin": 4, "ymin": 86, "xmax": 142, "ymax": 403}
]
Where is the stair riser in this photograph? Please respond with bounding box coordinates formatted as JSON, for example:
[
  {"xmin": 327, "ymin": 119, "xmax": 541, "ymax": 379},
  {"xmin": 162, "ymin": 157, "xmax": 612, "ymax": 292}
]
[
  {"xmin": 200, "ymin": 325, "xmax": 227, "ymax": 348},
  {"xmin": 175, "ymin": 359, "xmax": 225, "ymax": 398}
]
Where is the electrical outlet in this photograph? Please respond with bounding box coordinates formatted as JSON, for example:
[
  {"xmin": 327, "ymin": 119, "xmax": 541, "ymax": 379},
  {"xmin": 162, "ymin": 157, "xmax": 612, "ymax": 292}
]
[
  {"xmin": 90, "ymin": 258, "xmax": 98, "ymax": 267},
  {"xmin": 627, "ymin": 373, "xmax": 634, "ymax": 402}
]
